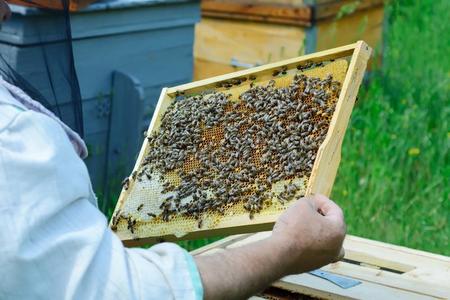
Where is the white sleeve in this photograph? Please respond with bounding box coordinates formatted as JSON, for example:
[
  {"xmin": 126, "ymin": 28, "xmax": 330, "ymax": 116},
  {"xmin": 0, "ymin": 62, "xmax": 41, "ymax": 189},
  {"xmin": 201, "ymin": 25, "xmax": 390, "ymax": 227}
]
[{"xmin": 0, "ymin": 105, "xmax": 203, "ymax": 299}]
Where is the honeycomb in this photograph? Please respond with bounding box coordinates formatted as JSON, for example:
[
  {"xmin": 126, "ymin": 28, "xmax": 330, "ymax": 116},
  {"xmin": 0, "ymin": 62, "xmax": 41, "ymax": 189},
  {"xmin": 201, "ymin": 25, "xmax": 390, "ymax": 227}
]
[{"xmin": 112, "ymin": 59, "xmax": 349, "ymax": 241}]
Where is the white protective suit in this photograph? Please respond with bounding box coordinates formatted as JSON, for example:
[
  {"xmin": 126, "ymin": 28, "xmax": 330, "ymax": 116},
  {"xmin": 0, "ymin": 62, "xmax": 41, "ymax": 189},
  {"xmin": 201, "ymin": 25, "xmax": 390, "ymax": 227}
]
[{"xmin": 0, "ymin": 78, "xmax": 203, "ymax": 299}]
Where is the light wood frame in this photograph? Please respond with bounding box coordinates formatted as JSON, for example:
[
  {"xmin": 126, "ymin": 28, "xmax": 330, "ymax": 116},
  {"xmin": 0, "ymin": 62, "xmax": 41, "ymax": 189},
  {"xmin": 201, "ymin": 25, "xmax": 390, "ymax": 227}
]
[{"xmin": 112, "ymin": 41, "xmax": 372, "ymax": 246}]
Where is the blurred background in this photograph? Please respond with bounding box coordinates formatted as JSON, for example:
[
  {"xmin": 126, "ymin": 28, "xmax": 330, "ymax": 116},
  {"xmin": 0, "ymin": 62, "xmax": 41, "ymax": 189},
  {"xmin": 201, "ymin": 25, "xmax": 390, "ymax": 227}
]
[{"xmin": 2, "ymin": 0, "xmax": 448, "ymax": 255}]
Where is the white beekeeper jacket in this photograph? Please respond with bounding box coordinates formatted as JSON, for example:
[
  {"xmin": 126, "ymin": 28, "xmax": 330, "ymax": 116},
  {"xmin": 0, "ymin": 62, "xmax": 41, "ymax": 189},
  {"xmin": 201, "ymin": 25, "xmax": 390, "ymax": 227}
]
[{"xmin": 0, "ymin": 77, "xmax": 203, "ymax": 299}]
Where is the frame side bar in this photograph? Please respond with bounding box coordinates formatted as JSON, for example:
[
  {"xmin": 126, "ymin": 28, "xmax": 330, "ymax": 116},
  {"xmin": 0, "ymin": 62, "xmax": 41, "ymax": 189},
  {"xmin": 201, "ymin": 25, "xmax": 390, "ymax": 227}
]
[{"xmin": 307, "ymin": 41, "xmax": 372, "ymax": 196}]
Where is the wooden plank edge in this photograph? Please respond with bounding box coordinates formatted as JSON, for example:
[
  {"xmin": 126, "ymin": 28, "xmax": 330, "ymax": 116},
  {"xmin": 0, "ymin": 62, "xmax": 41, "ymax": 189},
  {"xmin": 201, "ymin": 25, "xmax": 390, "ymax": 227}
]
[
  {"xmin": 346, "ymin": 235, "xmax": 450, "ymax": 263},
  {"xmin": 274, "ymin": 273, "xmax": 440, "ymax": 300},
  {"xmin": 201, "ymin": 0, "xmax": 311, "ymax": 20},
  {"xmin": 323, "ymin": 261, "xmax": 450, "ymax": 298},
  {"xmin": 201, "ymin": 11, "xmax": 311, "ymax": 27},
  {"xmin": 307, "ymin": 40, "xmax": 371, "ymax": 195},
  {"xmin": 272, "ymin": 279, "xmax": 355, "ymax": 300},
  {"xmin": 190, "ymin": 234, "xmax": 252, "ymax": 256},
  {"xmin": 168, "ymin": 42, "xmax": 358, "ymax": 94},
  {"xmin": 121, "ymin": 221, "xmax": 275, "ymax": 247}
]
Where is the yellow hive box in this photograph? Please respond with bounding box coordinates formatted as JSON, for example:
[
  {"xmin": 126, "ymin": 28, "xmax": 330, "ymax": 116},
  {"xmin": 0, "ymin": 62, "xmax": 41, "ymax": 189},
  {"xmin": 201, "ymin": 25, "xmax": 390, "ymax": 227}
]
[{"xmin": 111, "ymin": 41, "xmax": 372, "ymax": 246}]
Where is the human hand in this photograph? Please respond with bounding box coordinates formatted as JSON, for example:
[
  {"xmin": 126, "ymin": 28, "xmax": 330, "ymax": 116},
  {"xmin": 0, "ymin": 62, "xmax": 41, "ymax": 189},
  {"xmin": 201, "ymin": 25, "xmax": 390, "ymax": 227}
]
[
  {"xmin": 270, "ymin": 194, "xmax": 346, "ymax": 275},
  {"xmin": 195, "ymin": 194, "xmax": 345, "ymax": 299}
]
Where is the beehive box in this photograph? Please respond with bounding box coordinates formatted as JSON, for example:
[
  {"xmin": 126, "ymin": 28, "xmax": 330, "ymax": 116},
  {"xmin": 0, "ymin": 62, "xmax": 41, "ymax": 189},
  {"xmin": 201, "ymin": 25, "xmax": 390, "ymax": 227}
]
[
  {"xmin": 111, "ymin": 41, "xmax": 371, "ymax": 245},
  {"xmin": 194, "ymin": 0, "xmax": 383, "ymax": 80},
  {"xmin": 0, "ymin": 0, "xmax": 200, "ymax": 191},
  {"xmin": 193, "ymin": 232, "xmax": 450, "ymax": 299}
]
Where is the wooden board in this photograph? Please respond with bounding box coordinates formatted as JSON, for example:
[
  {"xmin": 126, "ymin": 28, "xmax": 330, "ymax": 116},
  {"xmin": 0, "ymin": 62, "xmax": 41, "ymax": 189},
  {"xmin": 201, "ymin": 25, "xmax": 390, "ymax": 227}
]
[
  {"xmin": 201, "ymin": 0, "xmax": 312, "ymax": 26},
  {"xmin": 193, "ymin": 6, "xmax": 383, "ymax": 80},
  {"xmin": 201, "ymin": 0, "xmax": 384, "ymax": 25},
  {"xmin": 111, "ymin": 42, "xmax": 372, "ymax": 245},
  {"xmin": 315, "ymin": 0, "xmax": 383, "ymax": 20},
  {"xmin": 194, "ymin": 18, "xmax": 307, "ymax": 67},
  {"xmin": 194, "ymin": 58, "xmax": 243, "ymax": 81},
  {"xmin": 316, "ymin": 6, "xmax": 384, "ymax": 51},
  {"xmin": 193, "ymin": 233, "xmax": 450, "ymax": 299}
]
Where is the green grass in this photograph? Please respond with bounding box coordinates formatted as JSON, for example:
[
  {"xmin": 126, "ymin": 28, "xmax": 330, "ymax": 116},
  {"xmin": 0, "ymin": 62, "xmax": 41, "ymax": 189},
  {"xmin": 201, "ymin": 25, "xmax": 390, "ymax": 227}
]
[
  {"xmin": 331, "ymin": 0, "xmax": 449, "ymax": 255},
  {"xmin": 104, "ymin": 0, "xmax": 450, "ymax": 254}
]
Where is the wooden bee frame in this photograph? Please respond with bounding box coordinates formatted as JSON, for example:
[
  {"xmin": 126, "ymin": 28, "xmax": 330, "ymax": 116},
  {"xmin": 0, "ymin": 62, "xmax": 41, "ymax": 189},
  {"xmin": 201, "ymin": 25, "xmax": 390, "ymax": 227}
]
[{"xmin": 112, "ymin": 41, "xmax": 372, "ymax": 246}]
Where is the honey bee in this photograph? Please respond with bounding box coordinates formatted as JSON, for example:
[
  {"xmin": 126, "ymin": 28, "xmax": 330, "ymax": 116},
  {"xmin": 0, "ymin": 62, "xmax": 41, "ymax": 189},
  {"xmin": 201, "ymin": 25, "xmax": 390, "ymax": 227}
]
[
  {"xmin": 231, "ymin": 78, "xmax": 241, "ymax": 85},
  {"xmin": 110, "ymin": 210, "xmax": 123, "ymax": 232},
  {"xmin": 121, "ymin": 177, "xmax": 130, "ymax": 190},
  {"xmin": 127, "ymin": 216, "xmax": 137, "ymax": 234},
  {"xmin": 141, "ymin": 74, "xmax": 333, "ymax": 220},
  {"xmin": 175, "ymin": 90, "xmax": 185, "ymax": 97}
]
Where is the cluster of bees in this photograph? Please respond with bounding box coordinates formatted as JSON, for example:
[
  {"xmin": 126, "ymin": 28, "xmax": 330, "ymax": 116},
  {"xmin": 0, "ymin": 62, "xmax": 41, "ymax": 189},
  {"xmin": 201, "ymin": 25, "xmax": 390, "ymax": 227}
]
[{"xmin": 114, "ymin": 67, "xmax": 341, "ymax": 232}]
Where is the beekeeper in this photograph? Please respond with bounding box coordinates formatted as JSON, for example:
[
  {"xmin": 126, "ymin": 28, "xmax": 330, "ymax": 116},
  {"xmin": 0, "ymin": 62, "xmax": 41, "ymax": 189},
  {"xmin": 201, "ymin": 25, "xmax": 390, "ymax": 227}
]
[{"xmin": 0, "ymin": 1, "xmax": 346, "ymax": 299}]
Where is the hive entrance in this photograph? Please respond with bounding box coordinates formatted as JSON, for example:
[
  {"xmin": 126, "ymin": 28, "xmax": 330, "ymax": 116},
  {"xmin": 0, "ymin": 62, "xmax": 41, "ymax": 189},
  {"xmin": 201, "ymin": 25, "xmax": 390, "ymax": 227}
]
[{"xmin": 111, "ymin": 58, "xmax": 349, "ymax": 242}]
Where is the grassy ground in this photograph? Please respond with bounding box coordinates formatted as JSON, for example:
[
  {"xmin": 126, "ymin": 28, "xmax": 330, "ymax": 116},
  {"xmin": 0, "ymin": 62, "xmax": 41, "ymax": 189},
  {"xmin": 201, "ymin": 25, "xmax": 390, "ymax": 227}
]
[
  {"xmin": 105, "ymin": 0, "xmax": 449, "ymax": 255},
  {"xmin": 331, "ymin": 0, "xmax": 449, "ymax": 255}
]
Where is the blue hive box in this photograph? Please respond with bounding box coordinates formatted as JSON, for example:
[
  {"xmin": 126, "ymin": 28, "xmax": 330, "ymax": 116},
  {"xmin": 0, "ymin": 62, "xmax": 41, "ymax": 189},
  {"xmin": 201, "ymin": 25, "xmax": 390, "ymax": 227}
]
[{"xmin": 0, "ymin": 0, "xmax": 200, "ymax": 202}]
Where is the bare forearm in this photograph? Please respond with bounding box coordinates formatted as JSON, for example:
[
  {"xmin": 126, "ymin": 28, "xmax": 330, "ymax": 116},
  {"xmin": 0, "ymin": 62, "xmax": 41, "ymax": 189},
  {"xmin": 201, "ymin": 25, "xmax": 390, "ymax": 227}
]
[{"xmin": 194, "ymin": 237, "xmax": 291, "ymax": 300}]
